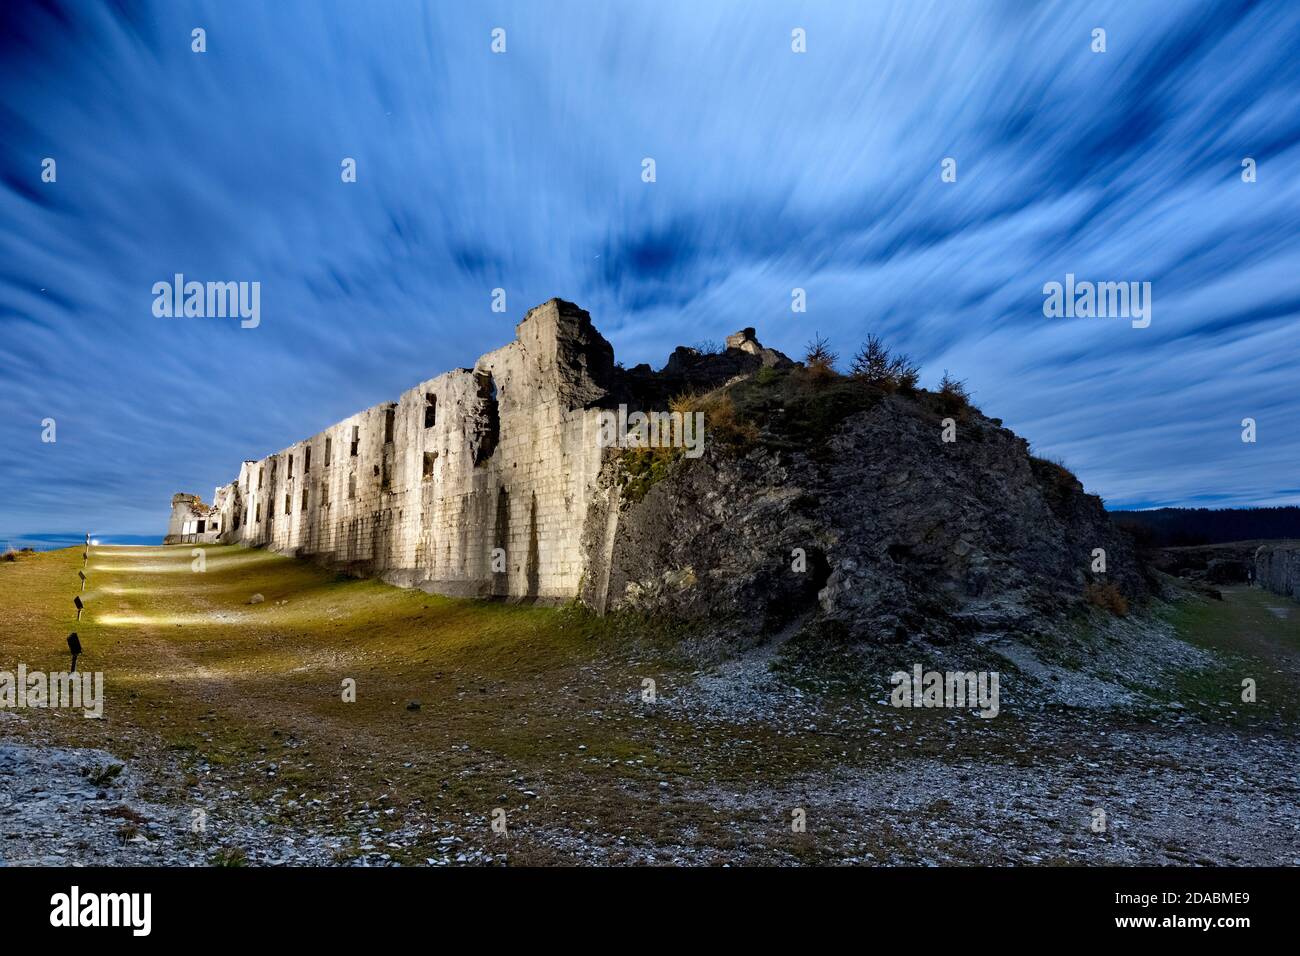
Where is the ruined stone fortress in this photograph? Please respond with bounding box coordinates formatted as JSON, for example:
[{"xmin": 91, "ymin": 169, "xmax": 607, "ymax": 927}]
[{"xmin": 166, "ymin": 299, "xmax": 626, "ymax": 600}]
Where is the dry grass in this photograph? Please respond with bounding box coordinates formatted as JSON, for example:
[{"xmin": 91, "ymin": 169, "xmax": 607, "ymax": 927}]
[
  {"xmin": 668, "ymin": 390, "xmax": 759, "ymax": 448},
  {"xmin": 619, "ymin": 392, "xmax": 759, "ymax": 501},
  {"xmin": 1084, "ymin": 581, "xmax": 1129, "ymax": 617},
  {"xmin": 802, "ymin": 334, "xmax": 839, "ymax": 385}
]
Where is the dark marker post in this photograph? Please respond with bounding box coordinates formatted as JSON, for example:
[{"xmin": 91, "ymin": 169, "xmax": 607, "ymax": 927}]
[
  {"xmin": 67, "ymin": 632, "xmax": 81, "ymax": 673},
  {"xmin": 74, "ymin": 594, "xmax": 84, "ymax": 621}
]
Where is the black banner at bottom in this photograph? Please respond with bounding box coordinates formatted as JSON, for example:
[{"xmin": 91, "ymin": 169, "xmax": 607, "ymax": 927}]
[{"xmin": 0, "ymin": 865, "xmax": 1276, "ymax": 941}]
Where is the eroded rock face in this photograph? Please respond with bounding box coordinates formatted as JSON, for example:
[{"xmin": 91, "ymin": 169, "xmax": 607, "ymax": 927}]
[
  {"xmin": 583, "ymin": 391, "xmax": 1146, "ymax": 648},
  {"xmin": 581, "ymin": 446, "xmax": 825, "ymax": 640},
  {"xmin": 1147, "ymin": 543, "xmax": 1257, "ymax": 585},
  {"xmin": 1256, "ymin": 544, "xmax": 1300, "ymax": 601}
]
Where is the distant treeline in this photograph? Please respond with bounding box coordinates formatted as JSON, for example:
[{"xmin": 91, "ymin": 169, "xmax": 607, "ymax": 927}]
[{"xmin": 1110, "ymin": 506, "xmax": 1300, "ymax": 548}]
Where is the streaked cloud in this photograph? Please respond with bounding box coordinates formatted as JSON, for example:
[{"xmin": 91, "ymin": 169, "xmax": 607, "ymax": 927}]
[{"xmin": 1, "ymin": 0, "xmax": 1297, "ymax": 538}]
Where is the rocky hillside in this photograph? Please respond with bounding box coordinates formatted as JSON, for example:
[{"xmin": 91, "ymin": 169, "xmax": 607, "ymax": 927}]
[{"xmin": 582, "ymin": 332, "xmax": 1146, "ymax": 650}]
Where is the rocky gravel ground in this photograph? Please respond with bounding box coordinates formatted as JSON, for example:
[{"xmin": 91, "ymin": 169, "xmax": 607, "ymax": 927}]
[
  {"xmin": 0, "ymin": 734, "xmax": 207, "ymax": 867},
  {"xmin": 5, "ymin": 623, "xmax": 1297, "ymax": 868},
  {"xmin": 688, "ymin": 725, "xmax": 1300, "ymax": 866},
  {"xmin": 0, "ymin": 727, "xmax": 502, "ymax": 867}
]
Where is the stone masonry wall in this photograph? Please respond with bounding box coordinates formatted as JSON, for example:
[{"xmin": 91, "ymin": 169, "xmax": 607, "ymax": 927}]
[{"xmin": 191, "ymin": 300, "xmax": 616, "ymax": 600}]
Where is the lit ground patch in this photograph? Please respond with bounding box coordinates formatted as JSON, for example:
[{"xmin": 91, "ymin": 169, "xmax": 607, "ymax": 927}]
[{"xmin": 2, "ymin": 546, "xmax": 1298, "ymax": 865}]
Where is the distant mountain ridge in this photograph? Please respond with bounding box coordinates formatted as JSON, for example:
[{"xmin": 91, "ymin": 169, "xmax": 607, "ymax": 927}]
[{"xmin": 1110, "ymin": 507, "xmax": 1300, "ymax": 548}]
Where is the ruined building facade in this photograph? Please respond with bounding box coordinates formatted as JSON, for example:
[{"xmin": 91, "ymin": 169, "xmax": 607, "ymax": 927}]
[
  {"xmin": 164, "ymin": 492, "xmax": 226, "ymax": 545},
  {"xmin": 165, "ymin": 299, "xmax": 623, "ymax": 600},
  {"xmin": 165, "ymin": 297, "xmax": 1149, "ymax": 642}
]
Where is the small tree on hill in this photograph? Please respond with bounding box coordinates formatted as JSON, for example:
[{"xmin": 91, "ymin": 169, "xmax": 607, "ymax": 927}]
[
  {"xmin": 803, "ymin": 334, "xmax": 839, "ymax": 383},
  {"xmin": 938, "ymin": 370, "xmax": 969, "ymax": 401},
  {"xmin": 851, "ymin": 334, "xmax": 921, "ymax": 391},
  {"xmin": 850, "ymin": 334, "xmax": 891, "ymax": 382},
  {"xmin": 887, "ymin": 354, "xmax": 920, "ymax": 391},
  {"xmin": 937, "ymin": 370, "xmax": 970, "ymax": 413}
]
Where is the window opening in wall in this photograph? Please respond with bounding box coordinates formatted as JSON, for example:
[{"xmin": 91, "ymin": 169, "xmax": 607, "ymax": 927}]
[
  {"xmin": 384, "ymin": 406, "xmax": 395, "ymax": 444},
  {"xmin": 196, "ymin": 520, "xmax": 206, "ymax": 534},
  {"xmin": 304, "ymin": 446, "xmax": 311, "ymax": 472},
  {"xmin": 350, "ymin": 426, "xmax": 360, "ymax": 456},
  {"xmin": 322, "ymin": 481, "xmax": 329, "ymax": 502},
  {"xmin": 424, "ymin": 393, "xmax": 437, "ymax": 428},
  {"xmin": 284, "ymin": 494, "xmax": 291, "ymax": 515},
  {"xmin": 255, "ymin": 503, "xmax": 261, "ymax": 522},
  {"xmin": 324, "ymin": 437, "xmax": 332, "ymax": 465},
  {"xmin": 348, "ymin": 474, "xmax": 356, "ymax": 499},
  {"xmin": 288, "ymin": 455, "xmax": 294, "ymax": 478},
  {"xmin": 301, "ymin": 489, "xmax": 308, "ymax": 512},
  {"xmin": 258, "ymin": 467, "xmax": 264, "ymax": 489},
  {"xmin": 422, "ymin": 451, "xmax": 437, "ymax": 479}
]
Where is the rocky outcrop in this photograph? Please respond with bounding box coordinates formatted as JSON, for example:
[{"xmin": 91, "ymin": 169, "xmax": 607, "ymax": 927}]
[
  {"xmin": 581, "ymin": 363, "xmax": 1146, "ymax": 649},
  {"xmin": 614, "ymin": 334, "xmax": 795, "ymax": 408},
  {"xmin": 1256, "ymin": 543, "xmax": 1300, "ymax": 602},
  {"xmin": 1148, "ymin": 542, "xmax": 1261, "ymax": 584}
]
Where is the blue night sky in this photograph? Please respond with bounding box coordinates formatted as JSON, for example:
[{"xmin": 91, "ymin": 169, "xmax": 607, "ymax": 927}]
[{"xmin": 2, "ymin": 0, "xmax": 1298, "ymax": 544}]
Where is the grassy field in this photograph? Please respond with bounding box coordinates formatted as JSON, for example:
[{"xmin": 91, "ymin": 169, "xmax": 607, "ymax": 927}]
[
  {"xmin": 1158, "ymin": 583, "xmax": 1300, "ymax": 727},
  {"xmin": 0, "ymin": 544, "xmax": 863, "ymax": 863},
  {"xmin": 3, "ymin": 544, "xmax": 1299, "ymax": 865}
]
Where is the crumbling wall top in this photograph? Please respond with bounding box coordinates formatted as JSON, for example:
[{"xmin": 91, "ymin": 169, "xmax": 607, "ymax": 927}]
[{"xmin": 477, "ymin": 298, "xmax": 615, "ymax": 412}]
